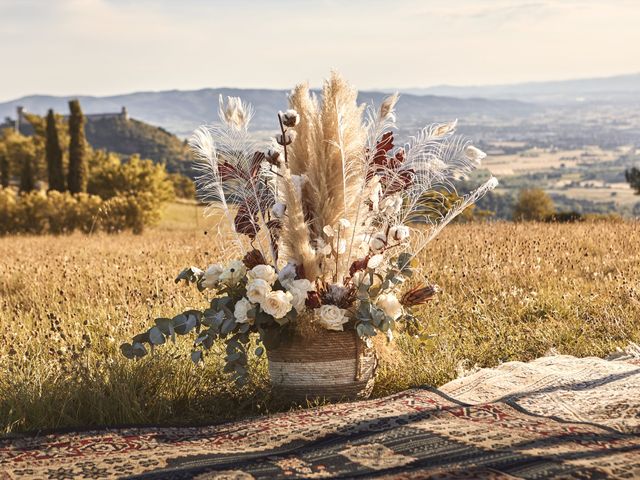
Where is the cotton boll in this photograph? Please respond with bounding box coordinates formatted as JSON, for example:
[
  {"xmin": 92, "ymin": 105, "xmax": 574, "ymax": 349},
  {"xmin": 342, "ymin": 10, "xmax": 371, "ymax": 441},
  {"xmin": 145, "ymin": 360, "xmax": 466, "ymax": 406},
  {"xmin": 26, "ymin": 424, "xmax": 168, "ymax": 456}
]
[
  {"xmin": 280, "ymin": 109, "xmax": 300, "ymax": 127},
  {"xmin": 369, "ymin": 232, "xmax": 387, "ymax": 253},
  {"xmin": 388, "ymin": 225, "xmax": 410, "ymax": 243}
]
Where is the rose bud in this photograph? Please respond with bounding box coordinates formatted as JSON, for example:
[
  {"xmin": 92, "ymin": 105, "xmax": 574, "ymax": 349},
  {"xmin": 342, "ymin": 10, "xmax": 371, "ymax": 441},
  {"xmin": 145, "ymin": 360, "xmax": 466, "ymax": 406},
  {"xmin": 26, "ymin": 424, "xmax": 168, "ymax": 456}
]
[{"xmin": 401, "ymin": 284, "xmax": 440, "ymax": 307}]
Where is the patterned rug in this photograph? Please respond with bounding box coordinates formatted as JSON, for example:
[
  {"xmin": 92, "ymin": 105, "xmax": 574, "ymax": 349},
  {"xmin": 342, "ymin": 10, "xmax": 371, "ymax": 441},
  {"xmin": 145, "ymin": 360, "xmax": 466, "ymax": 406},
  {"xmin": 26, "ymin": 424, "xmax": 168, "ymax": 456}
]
[{"xmin": 2, "ymin": 355, "xmax": 639, "ymax": 479}]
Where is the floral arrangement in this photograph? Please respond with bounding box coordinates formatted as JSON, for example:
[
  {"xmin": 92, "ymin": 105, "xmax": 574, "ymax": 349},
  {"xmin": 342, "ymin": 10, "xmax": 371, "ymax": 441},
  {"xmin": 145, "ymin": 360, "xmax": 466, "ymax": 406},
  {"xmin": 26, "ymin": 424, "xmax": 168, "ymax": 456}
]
[{"xmin": 122, "ymin": 73, "xmax": 497, "ymax": 385}]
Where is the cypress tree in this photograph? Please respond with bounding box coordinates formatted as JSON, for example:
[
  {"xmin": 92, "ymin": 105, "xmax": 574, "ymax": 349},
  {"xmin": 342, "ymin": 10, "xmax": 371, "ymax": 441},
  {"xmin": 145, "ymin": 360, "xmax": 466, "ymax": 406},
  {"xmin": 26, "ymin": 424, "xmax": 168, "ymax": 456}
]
[
  {"xmin": 45, "ymin": 109, "xmax": 65, "ymax": 191},
  {"xmin": 19, "ymin": 155, "xmax": 35, "ymax": 192},
  {"xmin": 67, "ymin": 99, "xmax": 88, "ymax": 193},
  {"xmin": 0, "ymin": 150, "xmax": 8, "ymax": 188}
]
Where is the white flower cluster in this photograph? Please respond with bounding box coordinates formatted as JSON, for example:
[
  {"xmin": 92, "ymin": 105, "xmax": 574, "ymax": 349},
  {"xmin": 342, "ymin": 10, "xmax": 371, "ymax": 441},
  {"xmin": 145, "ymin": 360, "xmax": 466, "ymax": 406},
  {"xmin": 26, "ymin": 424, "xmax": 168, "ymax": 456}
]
[
  {"xmin": 201, "ymin": 262, "xmax": 317, "ymax": 324},
  {"xmin": 202, "ymin": 260, "xmax": 247, "ymax": 289}
]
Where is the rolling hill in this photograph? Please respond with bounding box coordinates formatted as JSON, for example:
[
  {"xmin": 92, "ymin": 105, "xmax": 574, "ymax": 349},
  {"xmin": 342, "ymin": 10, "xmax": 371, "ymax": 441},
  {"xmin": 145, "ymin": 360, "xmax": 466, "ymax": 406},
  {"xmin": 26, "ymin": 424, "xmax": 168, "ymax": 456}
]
[{"xmin": 0, "ymin": 88, "xmax": 535, "ymax": 138}]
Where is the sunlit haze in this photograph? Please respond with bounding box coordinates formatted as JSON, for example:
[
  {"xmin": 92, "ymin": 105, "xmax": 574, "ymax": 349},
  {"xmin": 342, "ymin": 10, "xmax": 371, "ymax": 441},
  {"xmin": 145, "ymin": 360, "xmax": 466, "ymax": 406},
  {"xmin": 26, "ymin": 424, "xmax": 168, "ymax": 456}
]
[{"xmin": 1, "ymin": 0, "xmax": 640, "ymax": 100}]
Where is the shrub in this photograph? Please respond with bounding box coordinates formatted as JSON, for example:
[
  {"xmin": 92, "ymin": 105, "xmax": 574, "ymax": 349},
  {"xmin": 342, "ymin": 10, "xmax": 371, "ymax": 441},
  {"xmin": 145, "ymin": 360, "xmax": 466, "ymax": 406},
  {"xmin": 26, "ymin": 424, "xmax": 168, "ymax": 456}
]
[
  {"xmin": 0, "ymin": 187, "xmax": 159, "ymax": 235},
  {"xmin": 513, "ymin": 188, "xmax": 556, "ymax": 221}
]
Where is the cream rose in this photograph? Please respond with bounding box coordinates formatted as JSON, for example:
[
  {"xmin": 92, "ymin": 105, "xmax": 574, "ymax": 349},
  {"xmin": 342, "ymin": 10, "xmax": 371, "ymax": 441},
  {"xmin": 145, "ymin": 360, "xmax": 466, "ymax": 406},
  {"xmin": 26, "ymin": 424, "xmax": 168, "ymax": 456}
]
[
  {"xmin": 234, "ymin": 297, "xmax": 253, "ymax": 324},
  {"xmin": 219, "ymin": 260, "xmax": 247, "ymax": 286},
  {"xmin": 201, "ymin": 264, "xmax": 224, "ymax": 289},
  {"xmin": 316, "ymin": 304, "xmax": 349, "ymax": 331},
  {"xmin": 284, "ymin": 278, "xmax": 314, "ymax": 312},
  {"xmin": 376, "ymin": 292, "xmax": 403, "ymax": 320},
  {"xmin": 247, "ymin": 264, "xmax": 278, "ymax": 285},
  {"xmin": 260, "ymin": 290, "xmax": 293, "ymax": 319},
  {"xmin": 246, "ymin": 278, "xmax": 271, "ymax": 304}
]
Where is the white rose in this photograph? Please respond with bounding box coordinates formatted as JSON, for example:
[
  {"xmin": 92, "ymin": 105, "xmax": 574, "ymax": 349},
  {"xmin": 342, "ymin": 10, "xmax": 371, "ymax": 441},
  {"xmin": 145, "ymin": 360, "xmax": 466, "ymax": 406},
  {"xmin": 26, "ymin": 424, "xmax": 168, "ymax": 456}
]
[
  {"xmin": 284, "ymin": 278, "xmax": 314, "ymax": 312},
  {"xmin": 201, "ymin": 264, "xmax": 224, "ymax": 289},
  {"xmin": 246, "ymin": 279, "xmax": 271, "ymax": 304},
  {"xmin": 219, "ymin": 260, "xmax": 247, "ymax": 286},
  {"xmin": 260, "ymin": 290, "xmax": 293, "ymax": 319},
  {"xmin": 247, "ymin": 264, "xmax": 278, "ymax": 285},
  {"xmin": 316, "ymin": 304, "xmax": 349, "ymax": 331},
  {"xmin": 367, "ymin": 254, "xmax": 384, "ymax": 269},
  {"xmin": 376, "ymin": 293, "xmax": 403, "ymax": 320},
  {"xmin": 234, "ymin": 297, "xmax": 253, "ymax": 324},
  {"xmin": 388, "ymin": 225, "xmax": 410, "ymax": 243},
  {"xmin": 369, "ymin": 232, "xmax": 387, "ymax": 253}
]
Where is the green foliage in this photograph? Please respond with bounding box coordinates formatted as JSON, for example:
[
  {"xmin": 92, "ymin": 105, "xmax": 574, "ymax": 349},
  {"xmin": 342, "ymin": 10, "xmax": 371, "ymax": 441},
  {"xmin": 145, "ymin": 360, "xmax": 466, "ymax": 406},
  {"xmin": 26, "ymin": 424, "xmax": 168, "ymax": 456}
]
[
  {"xmin": 0, "ymin": 187, "xmax": 168, "ymax": 235},
  {"xmin": 626, "ymin": 167, "xmax": 640, "ymax": 194},
  {"xmin": 88, "ymin": 154, "xmax": 174, "ymax": 201},
  {"xmin": 67, "ymin": 99, "xmax": 88, "ymax": 194},
  {"xmin": 513, "ymin": 188, "xmax": 556, "ymax": 221},
  {"xmin": 0, "ymin": 141, "xmax": 8, "ymax": 188},
  {"xmin": 88, "ymin": 154, "xmax": 175, "ymax": 233},
  {"xmin": 45, "ymin": 110, "xmax": 65, "ymax": 191},
  {"xmin": 84, "ymin": 116, "xmax": 191, "ymax": 174},
  {"xmin": 168, "ymin": 172, "xmax": 196, "ymax": 199},
  {"xmin": 0, "ymin": 129, "xmax": 39, "ymax": 192}
]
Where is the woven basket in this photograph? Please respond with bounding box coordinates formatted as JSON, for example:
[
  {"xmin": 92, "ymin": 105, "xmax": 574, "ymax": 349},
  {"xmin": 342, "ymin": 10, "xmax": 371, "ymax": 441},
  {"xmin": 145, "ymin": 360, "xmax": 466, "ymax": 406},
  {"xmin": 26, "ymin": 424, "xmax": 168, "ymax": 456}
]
[{"xmin": 267, "ymin": 329, "xmax": 378, "ymax": 401}]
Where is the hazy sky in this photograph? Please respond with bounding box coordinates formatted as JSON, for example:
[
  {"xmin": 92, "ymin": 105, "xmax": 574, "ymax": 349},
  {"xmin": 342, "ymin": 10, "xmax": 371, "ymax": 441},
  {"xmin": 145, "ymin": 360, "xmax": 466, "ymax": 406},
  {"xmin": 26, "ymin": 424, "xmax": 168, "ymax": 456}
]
[{"xmin": 1, "ymin": 0, "xmax": 639, "ymax": 100}]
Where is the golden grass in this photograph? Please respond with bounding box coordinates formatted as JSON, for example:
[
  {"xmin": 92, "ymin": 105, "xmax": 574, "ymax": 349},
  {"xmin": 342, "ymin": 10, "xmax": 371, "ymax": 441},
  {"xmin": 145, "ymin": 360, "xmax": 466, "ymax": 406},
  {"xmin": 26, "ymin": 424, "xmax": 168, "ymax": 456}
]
[{"xmin": 1, "ymin": 218, "xmax": 640, "ymax": 434}]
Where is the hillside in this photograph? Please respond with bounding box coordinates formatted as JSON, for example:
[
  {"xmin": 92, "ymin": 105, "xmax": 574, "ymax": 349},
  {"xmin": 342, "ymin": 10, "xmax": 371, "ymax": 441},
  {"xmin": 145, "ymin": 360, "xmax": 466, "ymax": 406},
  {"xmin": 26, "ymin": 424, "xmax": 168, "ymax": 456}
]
[
  {"xmin": 0, "ymin": 88, "xmax": 535, "ymax": 138},
  {"xmin": 83, "ymin": 116, "xmax": 190, "ymax": 173}
]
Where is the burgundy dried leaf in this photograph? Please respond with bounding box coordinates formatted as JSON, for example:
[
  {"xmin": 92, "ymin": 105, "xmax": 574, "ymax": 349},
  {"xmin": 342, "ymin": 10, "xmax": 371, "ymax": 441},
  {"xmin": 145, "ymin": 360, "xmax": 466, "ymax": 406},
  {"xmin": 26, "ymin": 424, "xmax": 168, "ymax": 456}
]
[
  {"xmin": 349, "ymin": 256, "xmax": 370, "ymax": 277},
  {"xmin": 250, "ymin": 151, "xmax": 265, "ymax": 177},
  {"xmin": 243, "ymin": 249, "xmax": 266, "ymax": 269},
  {"xmin": 234, "ymin": 205, "xmax": 259, "ymax": 239},
  {"xmin": 218, "ymin": 162, "xmax": 240, "ymax": 182},
  {"xmin": 305, "ymin": 291, "xmax": 321, "ymax": 309}
]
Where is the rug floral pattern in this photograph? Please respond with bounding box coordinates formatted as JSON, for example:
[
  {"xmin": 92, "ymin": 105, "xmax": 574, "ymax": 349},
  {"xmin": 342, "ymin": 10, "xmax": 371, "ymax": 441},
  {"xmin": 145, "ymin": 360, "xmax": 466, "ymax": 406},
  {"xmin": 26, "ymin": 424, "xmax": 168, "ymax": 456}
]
[{"xmin": 1, "ymin": 355, "xmax": 639, "ymax": 479}]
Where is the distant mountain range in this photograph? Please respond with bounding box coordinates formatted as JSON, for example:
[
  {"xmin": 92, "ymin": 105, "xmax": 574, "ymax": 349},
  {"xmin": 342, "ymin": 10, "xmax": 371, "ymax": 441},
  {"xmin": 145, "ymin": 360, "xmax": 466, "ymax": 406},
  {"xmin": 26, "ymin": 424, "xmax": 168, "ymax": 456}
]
[
  {"xmin": 398, "ymin": 73, "xmax": 640, "ymax": 103},
  {"xmin": 2, "ymin": 72, "xmax": 638, "ymax": 139},
  {"xmin": 0, "ymin": 89, "xmax": 533, "ymax": 138}
]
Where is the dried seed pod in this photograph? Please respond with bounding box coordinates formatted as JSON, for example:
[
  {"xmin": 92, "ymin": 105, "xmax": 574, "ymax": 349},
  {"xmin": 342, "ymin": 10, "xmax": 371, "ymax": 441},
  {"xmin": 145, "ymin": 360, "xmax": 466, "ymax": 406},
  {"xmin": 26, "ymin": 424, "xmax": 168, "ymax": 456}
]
[{"xmin": 401, "ymin": 284, "xmax": 440, "ymax": 307}]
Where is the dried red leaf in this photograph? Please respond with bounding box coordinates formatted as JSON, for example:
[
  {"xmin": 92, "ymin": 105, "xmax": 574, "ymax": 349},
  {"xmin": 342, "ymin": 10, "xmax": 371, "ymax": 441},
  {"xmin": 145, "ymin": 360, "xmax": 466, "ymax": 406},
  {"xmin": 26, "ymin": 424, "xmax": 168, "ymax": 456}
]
[
  {"xmin": 243, "ymin": 249, "xmax": 266, "ymax": 269},
  {"xmin": 349, "ymin": 256, "xmax": 370, "ymax": 277},
  {"xmin": 234, "ymin": 205, "xmax": 259, "ymax": 238}
]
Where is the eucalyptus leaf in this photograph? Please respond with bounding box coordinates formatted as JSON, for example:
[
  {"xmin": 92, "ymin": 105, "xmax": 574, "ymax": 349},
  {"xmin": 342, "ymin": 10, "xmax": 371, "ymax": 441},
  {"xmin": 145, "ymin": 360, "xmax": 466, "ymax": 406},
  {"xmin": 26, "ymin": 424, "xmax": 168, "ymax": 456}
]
[
  {"xmin": 191, "ymin": 350, "xmax": 203, "ymax": 364},
  {"xmin": 148, "ymin": 326, "xmax": 166, "ymax": 345},
  {"xmin": 154, "ymin": 318, "xmax": 174, "ymax": 336},
  {"xmin": 120, "ymin": 343, "xmax": 135, "ymax": 359},
  {"xmin": 255, "ymin": 346, "xmax": 264, "ymax": 357},
  {"xmin": 221, "ymin": 316, "xmax": 236, "ymax": 335},
  {"xmin": 132, "ymin": 342, "xmax": 148, "ymax": 357}
]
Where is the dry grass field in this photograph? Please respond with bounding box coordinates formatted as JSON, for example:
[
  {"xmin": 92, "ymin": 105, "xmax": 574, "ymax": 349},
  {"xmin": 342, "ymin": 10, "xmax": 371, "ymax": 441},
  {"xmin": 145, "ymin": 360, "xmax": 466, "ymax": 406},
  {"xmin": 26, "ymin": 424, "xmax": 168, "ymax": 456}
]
[{"xmin": 1, "ymin": 207, "xmax": 640, "ymax": 434}]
